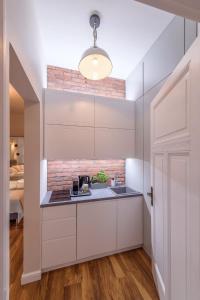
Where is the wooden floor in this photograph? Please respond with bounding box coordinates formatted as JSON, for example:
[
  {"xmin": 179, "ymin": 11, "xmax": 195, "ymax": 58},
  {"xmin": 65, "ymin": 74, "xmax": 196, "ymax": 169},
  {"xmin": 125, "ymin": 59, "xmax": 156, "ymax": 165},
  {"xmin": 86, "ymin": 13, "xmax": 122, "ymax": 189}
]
[{"xmin": 10, "ymin": 222, "xmax": 159, "ymax": 300}]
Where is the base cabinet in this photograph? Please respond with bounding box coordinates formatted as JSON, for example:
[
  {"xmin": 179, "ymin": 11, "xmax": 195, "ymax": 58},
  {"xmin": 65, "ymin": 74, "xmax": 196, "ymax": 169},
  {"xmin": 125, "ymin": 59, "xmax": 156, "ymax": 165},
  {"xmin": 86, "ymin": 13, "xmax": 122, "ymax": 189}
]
[
  {"xmin": 41, "ymin": 196, "xmax": 143, "ymax": 271},
  {"xmin": 77, "ymin": 200, "xmax": 117, "ymax": 260},
  {"xmin": 42, "ymin": 236, "xmax": 76, "ymax": 269},
  {"xmin": 117, "ymin": 197, "xmax": 143, "ymax": 250},
  {"xmin": 41, "ymin": 204, "xmax": 76, "ymax": 270}
]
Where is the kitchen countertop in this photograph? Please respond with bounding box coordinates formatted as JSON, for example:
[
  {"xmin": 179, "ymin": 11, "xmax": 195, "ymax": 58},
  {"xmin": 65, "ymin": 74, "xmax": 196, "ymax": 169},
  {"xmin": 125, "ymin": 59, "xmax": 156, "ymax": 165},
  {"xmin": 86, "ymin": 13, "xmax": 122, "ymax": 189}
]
[{"xmin": 41, "ymin": 187, "xmax": 143, "ymax": 208}]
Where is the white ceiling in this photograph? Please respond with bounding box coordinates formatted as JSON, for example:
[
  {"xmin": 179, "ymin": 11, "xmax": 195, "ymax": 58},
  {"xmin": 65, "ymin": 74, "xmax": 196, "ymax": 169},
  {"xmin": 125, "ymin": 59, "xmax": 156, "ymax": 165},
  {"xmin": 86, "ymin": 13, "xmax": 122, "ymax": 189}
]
[{"xmin": 34, "ymin": 0, "xmax": 174, "ymax": 79}]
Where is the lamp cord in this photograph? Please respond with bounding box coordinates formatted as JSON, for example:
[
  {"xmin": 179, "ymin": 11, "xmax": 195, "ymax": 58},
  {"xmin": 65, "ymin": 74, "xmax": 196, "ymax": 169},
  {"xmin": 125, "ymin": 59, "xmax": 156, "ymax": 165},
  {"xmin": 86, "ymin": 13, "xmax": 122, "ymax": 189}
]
[{"xmin": 93, "ymin": 23, "xmax": 97, "ymax": 48}]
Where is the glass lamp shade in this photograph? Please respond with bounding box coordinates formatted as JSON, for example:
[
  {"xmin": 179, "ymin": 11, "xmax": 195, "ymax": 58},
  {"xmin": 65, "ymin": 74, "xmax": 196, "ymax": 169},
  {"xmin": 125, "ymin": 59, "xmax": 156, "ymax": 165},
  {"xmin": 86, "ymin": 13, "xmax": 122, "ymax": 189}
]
[{"xmin": 79, "ymin": 47, "xmax": 112, "ymax": 80}]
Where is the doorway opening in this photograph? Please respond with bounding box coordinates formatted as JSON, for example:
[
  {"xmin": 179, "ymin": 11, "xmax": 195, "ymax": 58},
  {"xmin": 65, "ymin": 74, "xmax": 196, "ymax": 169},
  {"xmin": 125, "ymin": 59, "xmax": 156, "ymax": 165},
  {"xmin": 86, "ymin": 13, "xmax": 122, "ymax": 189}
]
[
  {"xmin": 7, "ymin": 44, "xmax": 41, "ymax": 297},
  {"xmin": 9, "ymin": 84, "xmax": 24, "ymax": 296}
]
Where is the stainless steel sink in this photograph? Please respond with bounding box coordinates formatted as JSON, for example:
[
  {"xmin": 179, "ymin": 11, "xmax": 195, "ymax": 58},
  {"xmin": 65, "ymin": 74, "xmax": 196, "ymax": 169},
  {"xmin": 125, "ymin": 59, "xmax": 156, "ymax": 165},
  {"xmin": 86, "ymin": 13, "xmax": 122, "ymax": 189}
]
[{"xmin": 110, "ymin": 186, "xmax": 138, "ymax": 195}]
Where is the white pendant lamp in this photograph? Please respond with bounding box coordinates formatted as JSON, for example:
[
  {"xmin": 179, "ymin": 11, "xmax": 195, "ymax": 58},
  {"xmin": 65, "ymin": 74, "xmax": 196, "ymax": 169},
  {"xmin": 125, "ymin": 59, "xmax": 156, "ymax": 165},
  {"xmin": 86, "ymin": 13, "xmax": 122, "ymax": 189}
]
[{"xmin": 79, "ymin": 14, "xmax": 112, "ymax": 80}]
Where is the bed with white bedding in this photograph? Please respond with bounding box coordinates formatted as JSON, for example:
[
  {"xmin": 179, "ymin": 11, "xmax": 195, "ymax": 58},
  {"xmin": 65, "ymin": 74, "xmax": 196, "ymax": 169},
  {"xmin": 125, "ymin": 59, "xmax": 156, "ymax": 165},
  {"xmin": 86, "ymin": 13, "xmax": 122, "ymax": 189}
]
[
  {"xmin": 9, "ymin": 178, "xmax": 24, "ymax": 224},
  {"xmin": 10, "ymin": 165, "xmax": 24, "ymax": 181}
]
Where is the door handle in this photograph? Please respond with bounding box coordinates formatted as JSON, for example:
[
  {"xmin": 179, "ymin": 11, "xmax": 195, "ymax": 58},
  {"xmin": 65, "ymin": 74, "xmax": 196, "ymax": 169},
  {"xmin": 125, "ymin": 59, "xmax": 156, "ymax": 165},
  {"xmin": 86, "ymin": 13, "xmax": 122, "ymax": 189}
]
[{"xmin": 147, "ymin": 186, "xmax": 154, "ymax": 206}]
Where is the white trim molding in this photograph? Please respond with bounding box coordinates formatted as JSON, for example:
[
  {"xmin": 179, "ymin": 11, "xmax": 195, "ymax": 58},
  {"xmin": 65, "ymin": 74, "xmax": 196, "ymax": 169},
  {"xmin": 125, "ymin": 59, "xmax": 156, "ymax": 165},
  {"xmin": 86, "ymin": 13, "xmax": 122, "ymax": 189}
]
[{"xmin": 21, "ymin": 270, "xmax": 41, "ymax": 285}]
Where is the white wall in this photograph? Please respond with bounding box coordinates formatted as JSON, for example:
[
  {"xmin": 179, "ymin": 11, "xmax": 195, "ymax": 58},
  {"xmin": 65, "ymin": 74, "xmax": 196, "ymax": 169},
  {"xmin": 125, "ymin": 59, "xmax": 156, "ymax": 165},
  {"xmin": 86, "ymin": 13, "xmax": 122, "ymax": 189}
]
[
  {"xmin": 0, "ymin": 0, "xmax": 46, "ymax": 295},
  {"xmin": 0, "ymin": 1, "xmax": 7, "ymax": 298},
  {"xmin": 6, "ymin": 0, "xmax": 45, "ymax": 99},
  {"xmin": 10, "ymin": 112, "xmax": 24, "ymax": 137}
]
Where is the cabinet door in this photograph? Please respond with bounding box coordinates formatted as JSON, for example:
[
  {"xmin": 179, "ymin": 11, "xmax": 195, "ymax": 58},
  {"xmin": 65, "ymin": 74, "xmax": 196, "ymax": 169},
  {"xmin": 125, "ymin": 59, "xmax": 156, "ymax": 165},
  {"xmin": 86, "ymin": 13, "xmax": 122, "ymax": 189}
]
[
  {"xmin": 117, "ymin": 197, "xmax": 143, "ymax": 250},
  {"xmin": 45, "ymin": 124, "xmax": 94, "ymax": 160},
  {"xmin": 95, "ymin": 128, "xmax": 135, "ymax": 159},
  {"xmin": 95, "ymin": 96, "xmax": 135, "ymax": 129},
  {"xmin": 77, "ymin": 200, "xmax": 117, "ymax": 260},
  {"xmin": 45, "ymin": 89, "xmax": 94, "ymax": 126},
  {"xmin": 144, "ymin": 16, "xmax": 184, "ymax": 93},
  {"xmin": 185, "ymin": 19, "xmax": 197, "ymax": 53}
]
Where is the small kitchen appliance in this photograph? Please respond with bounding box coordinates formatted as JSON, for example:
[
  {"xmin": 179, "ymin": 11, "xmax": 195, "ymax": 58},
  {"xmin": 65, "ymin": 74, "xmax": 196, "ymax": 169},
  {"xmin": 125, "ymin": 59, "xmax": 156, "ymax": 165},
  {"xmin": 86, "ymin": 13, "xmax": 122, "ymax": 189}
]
[
  {"xmin": 72, "ymin": 179, "xmax": 79, "ymax": 195},
  {"xmin": 78, "ymin": 175, "xmax": 90, "ymax": 190}
]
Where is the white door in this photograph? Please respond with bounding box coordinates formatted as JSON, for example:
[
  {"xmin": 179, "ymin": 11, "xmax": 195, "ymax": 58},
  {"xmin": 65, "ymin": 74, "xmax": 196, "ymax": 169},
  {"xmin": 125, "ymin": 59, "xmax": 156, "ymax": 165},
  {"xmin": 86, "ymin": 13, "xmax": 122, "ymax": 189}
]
[{"xmin": 151, "ymin": 37, "xmax": 200, "ymax": 300}]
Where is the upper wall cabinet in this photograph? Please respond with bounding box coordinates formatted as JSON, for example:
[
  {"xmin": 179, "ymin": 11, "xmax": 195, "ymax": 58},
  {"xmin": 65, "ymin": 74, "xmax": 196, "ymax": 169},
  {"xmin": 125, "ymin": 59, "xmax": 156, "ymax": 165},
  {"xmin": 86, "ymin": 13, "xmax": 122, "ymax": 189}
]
[
  {"xmin": 45, "ymin": 125, "xmax": 94, "ymax": 160},
  {"xmin": 144, "ymin": 16, "xmax": 184, "ymax": 93},
  {"xmin": 45, "ymin": 89, "xmax": 94, "ymax": 127},
  {"xmin": 95, "ymin": 96, "xmax": 135, "ymax": 130},
  {"xmin": 126, "ymin": 62, "xmax": 143, "ymax": 101},
  {"xmin": 185, "ymin": 19, "xmax": 197, "ymax": 53},
  {"xmin": 44, "ymin": 89, "xmax": 136, "ymax": 160},
  {"xmin": 95, "ymin": 128, "xmax": 135, "ymax": 159}
]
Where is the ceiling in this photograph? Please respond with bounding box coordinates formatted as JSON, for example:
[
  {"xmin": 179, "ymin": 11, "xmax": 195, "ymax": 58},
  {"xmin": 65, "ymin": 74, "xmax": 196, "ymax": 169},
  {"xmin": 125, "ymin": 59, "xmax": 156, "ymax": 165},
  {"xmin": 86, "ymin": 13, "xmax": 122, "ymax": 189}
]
[
  {"xmin": 34, "ymin": 0, "xmax": 174, "ymax": 79},
  {"xmin": 9, "ymin": 85, "xmax": 24, "ymax": 114}
]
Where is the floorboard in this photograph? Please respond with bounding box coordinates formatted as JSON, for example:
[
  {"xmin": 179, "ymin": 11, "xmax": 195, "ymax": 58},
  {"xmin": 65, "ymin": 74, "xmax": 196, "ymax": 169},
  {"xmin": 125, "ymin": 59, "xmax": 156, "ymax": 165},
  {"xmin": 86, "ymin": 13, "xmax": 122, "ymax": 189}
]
[{"xmin": 10, "ymin": 222, "xmax": 159, "ymax": 300}]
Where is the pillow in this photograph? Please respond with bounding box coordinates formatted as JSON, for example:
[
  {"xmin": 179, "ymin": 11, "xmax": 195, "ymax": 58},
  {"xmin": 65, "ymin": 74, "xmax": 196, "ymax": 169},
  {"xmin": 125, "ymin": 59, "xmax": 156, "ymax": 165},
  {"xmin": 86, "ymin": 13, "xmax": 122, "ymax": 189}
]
[
  {"xmin": 13, "ymin": 165, "xmax": 24, "ymax": 172},
  {"xmin": 10, "ymin": 167, "xmax": 17, "ymax": 176},
  {"xmin": 16, "ymin": 179, "xmax": 24, "ymax": 189},
  {"xmin": 10, "ymin": 181, "xmax": 17, "ymax": 190}
]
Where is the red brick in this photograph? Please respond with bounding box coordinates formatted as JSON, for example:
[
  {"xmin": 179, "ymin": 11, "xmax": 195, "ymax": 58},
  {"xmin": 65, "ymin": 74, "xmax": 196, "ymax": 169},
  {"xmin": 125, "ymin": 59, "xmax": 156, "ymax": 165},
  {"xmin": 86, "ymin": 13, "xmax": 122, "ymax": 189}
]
[
  {"xmin": 47, "ymin": 66, "xmax": 125, "ymax": 99},
  {"xmin": 47, "ymin": 160, "xmax": 125, "ymax": 191}
]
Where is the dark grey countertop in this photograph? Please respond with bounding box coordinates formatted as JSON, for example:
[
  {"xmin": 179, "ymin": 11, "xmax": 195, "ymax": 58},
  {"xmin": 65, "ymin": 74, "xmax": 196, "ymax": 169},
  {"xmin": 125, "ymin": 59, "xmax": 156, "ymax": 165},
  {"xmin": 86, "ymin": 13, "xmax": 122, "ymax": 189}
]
[{"xmin": 40, "ymin": 187, "xmax": 143, "ymax": 208}]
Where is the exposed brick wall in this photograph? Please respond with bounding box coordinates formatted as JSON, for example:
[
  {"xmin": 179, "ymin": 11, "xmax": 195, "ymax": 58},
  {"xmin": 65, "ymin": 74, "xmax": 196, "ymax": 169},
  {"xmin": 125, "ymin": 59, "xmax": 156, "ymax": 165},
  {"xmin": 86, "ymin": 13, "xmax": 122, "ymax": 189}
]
[
  {"xmin": 47, "ymin": 65, "xmax": 125, "ymax": 99},
  {"xmin": 48, "ymin": 160, "xmax": 125, "ymax": 191}
]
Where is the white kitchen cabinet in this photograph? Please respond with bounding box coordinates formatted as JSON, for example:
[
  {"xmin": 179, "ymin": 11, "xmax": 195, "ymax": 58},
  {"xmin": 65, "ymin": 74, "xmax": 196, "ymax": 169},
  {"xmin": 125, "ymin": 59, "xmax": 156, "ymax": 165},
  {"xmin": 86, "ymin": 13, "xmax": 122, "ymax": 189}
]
[
  {"xmin": 77, "ymin": 200, "xmax": 117, "ymax": 260},
  {"xmin": 42, "ymin": 203, "xmax": 76, "ymax": 220},
  {"xmin": 45, "ymin": 89, "xmax": 94, "ymax": 127},
  {"xmin": 42, "ymin": 236, "xmax": 76, "ymax": 269},
  {"xmin": 144, "ymin": 16, "xmax": 184, "ymax": 93},
  {"xmin": 41, "ymin": 204, "xmax": 77, "ymax": 270},
  {"xmin": 42, "ymin": 218, "xmax": 76, "ymax": 241},
  {"xmin": 44, "ymin": 124, "xmax": 94, "ymax": 160},
  {"xmin": 44, "ymin": 89, "xmax": 136, "ymax": 159},
  {"xmin": 95, "ymin": 128, "xmax": 135, "ymax": 159},
  {"xmin": 95, "ymin": 96, "xmax": 135, "ymax": 129},
  {"xmin": 185, "ymin": 19, "xmax": 197, "ymax": 53},
  {"xmin": 117, "ymin": 197, "xmax": 143, "ymax": 250}
]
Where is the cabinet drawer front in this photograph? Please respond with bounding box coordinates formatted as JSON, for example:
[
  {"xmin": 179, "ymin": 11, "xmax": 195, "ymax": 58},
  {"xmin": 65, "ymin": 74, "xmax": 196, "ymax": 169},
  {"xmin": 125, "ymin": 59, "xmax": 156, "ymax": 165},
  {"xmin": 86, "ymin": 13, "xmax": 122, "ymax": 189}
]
[
  {"xmin": 42, "ymin": 205, "xmax": 76, "ymax": 221},
  {"xmin": 42, "ymin": 236, "xmax": 76, "ymax": 269},
  {"xmin": 42, "ymin": 217, "xmax": 76, "ymax": 241}
]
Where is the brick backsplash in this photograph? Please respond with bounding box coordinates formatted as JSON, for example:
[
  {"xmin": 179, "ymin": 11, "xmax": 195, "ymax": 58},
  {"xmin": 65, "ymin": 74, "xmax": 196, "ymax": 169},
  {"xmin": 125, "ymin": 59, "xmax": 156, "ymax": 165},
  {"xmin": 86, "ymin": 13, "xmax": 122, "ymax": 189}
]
[
  {"xmin": 47, "ymin": 65, "xmax": 125, "ymax": 99},
  {"xmin": 47, "ymin": 66, "xmax": 126, "ymax": 190},
  {"xmin": 48, "ymin": 160, "xmax": 125, "ymax": 191}
]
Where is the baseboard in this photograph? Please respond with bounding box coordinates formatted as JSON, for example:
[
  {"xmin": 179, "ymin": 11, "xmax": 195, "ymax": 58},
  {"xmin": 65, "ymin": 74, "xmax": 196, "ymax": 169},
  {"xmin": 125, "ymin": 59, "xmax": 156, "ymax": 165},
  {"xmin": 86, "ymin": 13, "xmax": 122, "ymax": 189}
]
[
  {"xmin": 142, "ymin": 245, "xmax": 152, "ymax": 258},
  {"xmin": 21, "ymin": 270, "xmax": 41, "ymax": 285}
]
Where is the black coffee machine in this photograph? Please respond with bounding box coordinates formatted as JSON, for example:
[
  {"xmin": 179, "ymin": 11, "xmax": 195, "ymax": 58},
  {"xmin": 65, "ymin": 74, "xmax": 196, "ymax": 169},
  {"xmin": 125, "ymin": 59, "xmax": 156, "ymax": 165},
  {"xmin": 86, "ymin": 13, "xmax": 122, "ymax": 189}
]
[{"xmin": 78, "ymin": 175, "xmax": 90, "ymax": 190}]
